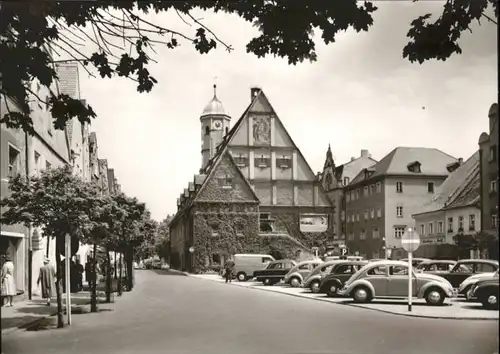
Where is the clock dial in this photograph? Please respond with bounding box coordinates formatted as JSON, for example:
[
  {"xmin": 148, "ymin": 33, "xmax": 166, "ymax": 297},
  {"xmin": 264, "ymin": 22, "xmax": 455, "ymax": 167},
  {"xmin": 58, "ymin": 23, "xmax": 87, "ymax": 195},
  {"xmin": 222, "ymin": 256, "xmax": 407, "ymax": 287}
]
[{"xmin": 212, "ymin": 120, "xmax": 222, "ymax": 130}]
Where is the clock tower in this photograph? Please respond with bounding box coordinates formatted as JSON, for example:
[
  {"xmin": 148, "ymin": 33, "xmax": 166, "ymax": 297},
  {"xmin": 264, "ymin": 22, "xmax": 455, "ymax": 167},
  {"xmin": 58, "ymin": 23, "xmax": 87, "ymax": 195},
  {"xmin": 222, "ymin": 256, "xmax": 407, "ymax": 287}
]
[{"xmin": 200, "ymin": 84, "xmax": 231, "ymax": 170}]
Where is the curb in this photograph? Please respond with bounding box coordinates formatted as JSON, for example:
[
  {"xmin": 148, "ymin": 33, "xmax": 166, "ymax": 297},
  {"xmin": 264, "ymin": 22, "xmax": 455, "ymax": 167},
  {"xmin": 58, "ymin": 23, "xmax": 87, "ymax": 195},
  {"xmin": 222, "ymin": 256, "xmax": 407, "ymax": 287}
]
[{"xmin": 190, "ymin": 276, "xmax": 499, "ymax": 321}]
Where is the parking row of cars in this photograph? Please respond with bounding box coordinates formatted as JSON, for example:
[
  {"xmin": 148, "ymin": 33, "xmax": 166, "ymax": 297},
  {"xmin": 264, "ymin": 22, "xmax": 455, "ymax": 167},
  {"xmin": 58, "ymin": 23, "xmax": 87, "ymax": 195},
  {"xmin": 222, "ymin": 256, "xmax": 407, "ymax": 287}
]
[{"xmin": 247, "ymin": 257, "xmax": 499, "ymax": 309}]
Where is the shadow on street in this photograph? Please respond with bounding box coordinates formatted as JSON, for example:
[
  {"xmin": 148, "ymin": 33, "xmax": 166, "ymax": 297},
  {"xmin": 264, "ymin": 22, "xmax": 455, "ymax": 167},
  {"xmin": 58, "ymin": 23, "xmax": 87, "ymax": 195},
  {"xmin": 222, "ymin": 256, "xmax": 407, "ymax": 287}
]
[
  {"xmin": 1, "ymin": 316, "xmax": 46, "ymax": 331},
  {"xmin": 461, "ymin": 304, "xmax": 492, "ymax": 311},
  {"xmin": 339, "ymin": 299, "xmax": 452, "ymax": 307},
  {"xmin": 149, "ymin": 269, "xmax": 188, "ymax": 276}
]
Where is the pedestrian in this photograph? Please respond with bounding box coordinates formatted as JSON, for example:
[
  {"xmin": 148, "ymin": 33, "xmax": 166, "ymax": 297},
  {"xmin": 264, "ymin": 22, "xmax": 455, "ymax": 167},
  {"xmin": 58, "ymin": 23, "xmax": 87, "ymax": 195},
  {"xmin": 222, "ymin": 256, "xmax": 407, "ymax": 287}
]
[
  {"xmin": 76, "ymin": 260, "xmax": 84, "ymax": 291},
  {"xmin": 37, "ymin": 257, "xmax": 56, "ymax": 306},
  {"xmin": 224, "ymin": 256, "xmax": 235, "ymax": 283},
  {"xmin": 1, "ymin": 255, "xmax": 17, "ymax": 307}
]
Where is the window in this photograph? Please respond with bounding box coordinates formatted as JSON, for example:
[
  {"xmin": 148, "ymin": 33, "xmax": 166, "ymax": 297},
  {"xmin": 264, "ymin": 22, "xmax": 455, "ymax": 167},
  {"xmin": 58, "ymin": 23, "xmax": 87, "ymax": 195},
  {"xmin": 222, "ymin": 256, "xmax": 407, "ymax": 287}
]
[
  {"xmin": 268, "ymin": 262, "xmax": 283, "ymax": 270},
  {"xmin": 225, "ymin": 127, "xmax": 229, "ymax": 135},
  {"xmin": 261, "ymin": 257, "xmax": 273, "ymax": 264},
  {"xmin": 448, "ymin": 217, "xmax": 454, "ymax": 232},
  {"xmin": 419, "ymin": 224, "xmax": 425, "ymax": 235},
  {"xmin": 370, "ymin": 185, "xmax": 375, "ymax": 195},
  {"xmin": 372, "ymin": 250, "xmax": 380, "ymax": 259},
  {"xmin": 428, "ymin": 222, "xmax": 434, "ymax": 235},
  {"xmin": 492, "ymin": 215, "xmax": 499, "ymax": 228},
  {"xmin": 364, "ymin": 186, "xmax": 368, "ymax": 195},
  {"xmin": 356, "ymin": 213, "xmax": 360, "ymax": 222},
  {"xmin": 8, "ymin": 145, "xmax": 20, "ymax": 177},
  {"xmin": 469, "ymin": 215, "xmax": 476, "ymax": 231},
  {"xmin": 428, "ymin": 182, "xmax": 434, "ymax": 193},
  {"xmin": 34, "ymin": 151, "xmax": 40, "ymax": 176},
  {"xmin": 370, "ymin": 209, "xmax": 375, "ymax": 219},
  {"xmin": 367, "ymin": 266, "xmax": 386, "ymax": 276},
  {"xmin": 458, "ymin": 216, "xmax": 464, "ymax": 231},
  {"xmin": 334, "ymin": 264, "xmax": 355, "ymax": 274},
  {"xmin": 351, "ymin": 190, "xmax": 355, "ymax": 201},
  {"xmin": 377, "ymin": 208, "xmax": 382, "ymax": 218},
  {"xmin": 372, "ymin": 228, "xmax": 379, "ymax": 239},
  {"xmin": 475, "ymin": 263, "xmax": 497, "ymax": 273},
  {"xmin": 346, "ymin": 192, "xmax": 351, "ymax": 202},
  {"xmin": 389, "ymin": 266, "xmax": 409, "ymax": 275},
  {"xmin": 204, "ymin": 126, "xmax": 210, "ymax": 135},
  {"xmin": 344, "ymin": 177, "xmax": 350, "ymax": 185},
  {"xmin": 348, "ymin": 234, "xmax": 354, "ymax": 241},
  {"xmin": 364, "ymin": 210, "xmax": 368, "ymax": 220},
  {"xmin": 360, "ymin": 230, "xmax": 366, "ymax": 240},
  {"xmin": 298, "ymin": 264, "xmax": 312, "ymax": 270},
  {"xmin": 489, "ymin": 145, "xmax": 497, "ymax": 162},
  {"xmin": 491, "ymin": 180, "xmax": 497, "ymax": 193},
  {"xmin": 396, "ymin": 181, "xmax": 403, "ymax": 193},
  {"xmin": 394, "ymin": 227, "xmax": 405, "ymax": 239},
  {"xmin": 356, "ymin": 189, "xmax": 360, "ymax": 199},
  {"xmin": 396, "ymin": 206, "xmax": 403, "ymax": 218},
  {"xmin": 437, "ymin": 221, "xmax": 444, "ymax": 234},
  {"xmin": 46, "ymin": 161, "xmax": 52, "ymax": 170},
  {"xmin": 376, "ymin": 182, "xmax": 381, "ymax": 193}
]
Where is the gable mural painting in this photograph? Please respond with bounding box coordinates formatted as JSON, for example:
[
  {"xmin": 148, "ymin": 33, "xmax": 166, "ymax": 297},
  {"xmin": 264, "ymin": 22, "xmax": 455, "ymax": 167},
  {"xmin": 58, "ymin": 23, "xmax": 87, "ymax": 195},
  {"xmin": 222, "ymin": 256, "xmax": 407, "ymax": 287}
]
[{"xmin": 253, "ymin": 115, "xmax": 271, "ymax": 145}]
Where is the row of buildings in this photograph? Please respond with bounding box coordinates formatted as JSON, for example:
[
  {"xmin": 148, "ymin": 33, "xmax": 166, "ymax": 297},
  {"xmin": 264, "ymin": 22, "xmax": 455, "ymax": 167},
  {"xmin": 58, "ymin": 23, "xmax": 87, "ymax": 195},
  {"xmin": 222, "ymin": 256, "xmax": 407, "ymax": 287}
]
[
  {"xmin": 1, "ymin": 61, "xmax": 121, "ymax": 298},
  {"xmin": 169, "ymin": 85, "xmax": 498, "ymax": 273}
]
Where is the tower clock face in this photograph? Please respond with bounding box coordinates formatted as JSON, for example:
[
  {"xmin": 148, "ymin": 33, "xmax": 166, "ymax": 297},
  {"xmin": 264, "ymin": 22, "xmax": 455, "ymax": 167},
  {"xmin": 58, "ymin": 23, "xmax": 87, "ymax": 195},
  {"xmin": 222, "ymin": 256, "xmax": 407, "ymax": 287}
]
[{"xmin": 212, "ymin": 120, "xmax": 222, "ymax": 130}]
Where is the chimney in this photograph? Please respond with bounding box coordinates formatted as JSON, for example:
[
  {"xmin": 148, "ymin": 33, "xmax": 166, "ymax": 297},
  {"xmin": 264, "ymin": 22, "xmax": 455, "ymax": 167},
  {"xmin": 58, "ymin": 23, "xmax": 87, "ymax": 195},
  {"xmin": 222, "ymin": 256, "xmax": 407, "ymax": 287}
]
[
  {"xmin": 361, "ymin": 149, "xmax": 369, "ymax": 158},
  {"xmin": 250, "ymin": 87, "xmax": 261, "ymax": 102},
  {"xmin": 458, "ymin": 158, "xmax": 463, "ymax": 164},
  {"xmin": 351, "ymin": 157, "xmax": 356, "ymax": 162}
]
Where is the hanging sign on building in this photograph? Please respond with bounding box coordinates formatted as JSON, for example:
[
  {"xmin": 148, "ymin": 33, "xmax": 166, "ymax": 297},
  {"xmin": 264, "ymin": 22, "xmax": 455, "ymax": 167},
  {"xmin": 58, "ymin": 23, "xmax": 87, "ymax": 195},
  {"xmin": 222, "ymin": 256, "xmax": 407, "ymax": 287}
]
[
  {"xmin": 31, "ymin": 229, "xmax": 42, "ymax": 251},
  {"xmin": 299, "ymin": 214, "xmax": 328, "ymax": 233}
]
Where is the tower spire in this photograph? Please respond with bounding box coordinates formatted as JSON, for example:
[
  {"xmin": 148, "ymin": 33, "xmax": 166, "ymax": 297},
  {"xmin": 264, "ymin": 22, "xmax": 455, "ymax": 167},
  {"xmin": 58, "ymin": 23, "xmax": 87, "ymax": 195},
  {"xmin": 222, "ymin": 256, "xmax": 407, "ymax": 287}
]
[{"xmin": 213, "ymin": 83, "xmax": 217, "ymax": 99}]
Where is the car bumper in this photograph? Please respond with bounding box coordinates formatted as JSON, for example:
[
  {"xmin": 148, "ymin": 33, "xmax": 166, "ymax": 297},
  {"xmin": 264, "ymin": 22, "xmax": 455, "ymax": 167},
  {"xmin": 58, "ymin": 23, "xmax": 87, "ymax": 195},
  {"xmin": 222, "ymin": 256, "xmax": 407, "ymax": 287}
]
[
  {"xmin": 449, "ymin": 288, "xmax": 459, "ymax": 298},
  {"xmin": 466, "ymin": 288, "xmax": 477, "ymax": 300},
  {"xmin": 337, "ymin": 289, "xmax": 348, "ymax": 296}
]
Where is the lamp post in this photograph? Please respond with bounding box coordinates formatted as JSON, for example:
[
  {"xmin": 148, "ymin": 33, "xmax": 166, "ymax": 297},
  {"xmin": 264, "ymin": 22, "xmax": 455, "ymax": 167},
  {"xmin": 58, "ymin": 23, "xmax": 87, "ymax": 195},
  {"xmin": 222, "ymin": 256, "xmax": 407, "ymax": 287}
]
[{"xmin": 188, "ymin": 246, "xmax": 195, "ymax": 273}]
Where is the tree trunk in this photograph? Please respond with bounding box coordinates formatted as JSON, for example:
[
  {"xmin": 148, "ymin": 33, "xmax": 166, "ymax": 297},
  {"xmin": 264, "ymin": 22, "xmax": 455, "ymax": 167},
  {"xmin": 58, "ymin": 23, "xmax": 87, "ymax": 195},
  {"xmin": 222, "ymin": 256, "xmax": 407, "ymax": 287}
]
[
  {"xmin": 90, "ymin": 243, "xmax": 98, "ymax": 313},
  {"xmin": 117, "ymin": 252, "xmax": 123, "ymax": 296},
  {"xmin": 125, "ymin": 249, "xmax": 134, "ymax": 291},
  {"xmin": 46, "ymin": 236, "xmax": 50, "ymax": 258},
  {"xmin": 114, "ymin": 251, "xmax": 117, "ymax": 279},
  {"xmin": 105, "ymin": 249, "xmax": 112, "ymax": 303},
  {"xmin": 55, "ymin": 237, "xmax": 64, "ymax": 328}
]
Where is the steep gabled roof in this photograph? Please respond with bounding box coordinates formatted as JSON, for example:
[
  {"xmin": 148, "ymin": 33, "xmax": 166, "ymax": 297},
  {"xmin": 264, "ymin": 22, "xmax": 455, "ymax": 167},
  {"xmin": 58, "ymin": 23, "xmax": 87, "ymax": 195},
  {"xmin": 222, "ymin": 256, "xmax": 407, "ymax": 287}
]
[
  {"xmin": 413, "ymin": 151, "xmax": 480, "ymax": 215},
  {"xmin": 351, "ymin": 147, "xmax": 457, "ymax": 185}
]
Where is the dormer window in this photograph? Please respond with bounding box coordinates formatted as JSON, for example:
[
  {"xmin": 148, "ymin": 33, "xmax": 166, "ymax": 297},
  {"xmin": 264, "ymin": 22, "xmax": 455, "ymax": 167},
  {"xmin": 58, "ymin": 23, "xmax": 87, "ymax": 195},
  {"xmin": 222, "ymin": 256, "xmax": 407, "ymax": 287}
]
[
  {"xmin": 446, "ymin": 161, "xmax": 460, "ymax": 173},
  {"xmin": 407, "ymin": 161, "xmax": 421, "ymax": 173}
]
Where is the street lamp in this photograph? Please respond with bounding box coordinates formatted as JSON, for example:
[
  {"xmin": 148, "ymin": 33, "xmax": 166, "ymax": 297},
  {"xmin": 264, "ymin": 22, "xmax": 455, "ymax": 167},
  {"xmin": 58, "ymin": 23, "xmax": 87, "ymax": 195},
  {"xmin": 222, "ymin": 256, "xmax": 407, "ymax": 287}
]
[{"xmin": 188, "ymin": 247, "xmax": 195, "ymax": 273}]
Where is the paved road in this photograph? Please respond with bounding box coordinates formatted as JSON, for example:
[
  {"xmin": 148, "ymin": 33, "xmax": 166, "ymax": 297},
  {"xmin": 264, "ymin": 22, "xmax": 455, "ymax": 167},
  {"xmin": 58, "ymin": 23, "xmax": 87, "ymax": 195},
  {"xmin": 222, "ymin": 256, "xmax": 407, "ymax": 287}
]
[{"xmin": 2, "ymin": 270, "xmax": 498, "ymax": 354}]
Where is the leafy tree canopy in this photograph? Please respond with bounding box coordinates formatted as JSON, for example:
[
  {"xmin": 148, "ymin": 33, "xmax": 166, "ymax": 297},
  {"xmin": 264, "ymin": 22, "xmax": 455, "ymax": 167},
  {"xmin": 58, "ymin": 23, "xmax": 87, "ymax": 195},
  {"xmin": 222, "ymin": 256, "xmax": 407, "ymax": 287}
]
[
  {"xmin": 1, "ymin": 0, "xmax": 497, "ymax": 133},
  {"xmin": 0, "ymin": 166, "xmax": 109, "ymax": 241}
]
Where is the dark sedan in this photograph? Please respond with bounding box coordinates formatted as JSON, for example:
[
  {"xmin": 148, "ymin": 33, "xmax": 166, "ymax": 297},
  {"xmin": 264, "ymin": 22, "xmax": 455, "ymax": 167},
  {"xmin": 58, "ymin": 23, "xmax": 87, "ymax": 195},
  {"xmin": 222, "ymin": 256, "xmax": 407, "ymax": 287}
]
[
  {"xmin": 427, "ymin": 259, "xmax": 499, "ymax": 288},
  {"xmin": 253, "ymin": 259, "xmax": 297, "ymax": 286},
  {"xmin": 318, "ymin": 261, "xmax": 368, "ymax": 297},
  {"xmin": 469, "ymin": 277, "xmax": 499, "ymax": 310}
]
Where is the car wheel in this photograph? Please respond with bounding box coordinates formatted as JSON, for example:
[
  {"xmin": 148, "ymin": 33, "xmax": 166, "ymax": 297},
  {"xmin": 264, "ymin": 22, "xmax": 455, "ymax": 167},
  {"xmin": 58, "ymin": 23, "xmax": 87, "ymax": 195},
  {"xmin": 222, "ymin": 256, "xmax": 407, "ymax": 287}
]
[
  {"xmin": 263, "ymin": 278, "xmax": 272, "ymax": 286},
  {"xmin": 237, "ymin": 272, "xmax": 247, "ymax": 282},
  {"xmin": 327, "ymin": 283, "xmax": 339, "ymax": 297},
  {"xmin": 352, "ymin": 286, "xmax": 372, "ymax": 303},
  {"xmin": 481, "ymin": 292, "xmax": 499, "ymax": 310},
  {"xmin": 424, "ymin": 287, "xmax": 445, "ymax": 306},
  {"xmin": 290, "ymin": 277, "xmax": 301, "ymax": 288},
  {"xmin": 310, "ymin": 280, "xmax": 321, "ymax": 293}
]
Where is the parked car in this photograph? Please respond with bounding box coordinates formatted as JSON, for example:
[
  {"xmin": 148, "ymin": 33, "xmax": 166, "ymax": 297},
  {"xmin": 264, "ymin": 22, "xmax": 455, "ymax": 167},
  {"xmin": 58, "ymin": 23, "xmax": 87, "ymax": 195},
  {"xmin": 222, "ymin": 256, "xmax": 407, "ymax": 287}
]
[
  {"xmin": 415, "ymin": 260, "xmax": 457, "ymax": 274},
  {"xmin": 460, "ymin": 270, "xmax": 499, "ymax": 300},
  {"xmin": 253, "ymin": 259, "xmax": 297, "ymax": 285},
  {"xmin": 233, "ymin": 254, "xmax": 275, "ymax": 282},
  {"xmin": 368, "ymin": 259, "xmax": 385, "ymax": 263},
  {"xmin": 468, "ymin": 277, "xmax": 499, "ymax": 310},
  {"xmin": 400, "ymin": 258, "xmax": 431, "ymax": 267},
  {"xmin": 283, "ymin": 260, "xmax": 323, "ymax": 287},
  {"xmin": 338, "ymin": 260, "xmax": 456, "ymax": 305},
  {"xmin": 303, "ymin": 260, "xmax": 345, "ymax": 293},
  {"xmin": 318, "ymin": 261, "xmax": 368, "ymax": 297},
  {"xmin": 161, "ymin": 263, "xmax": 170, "ymax": 270},
  {"xmin": 151, "ymin": 260, "xmax": 163, "ymax": 269},
  {"xmin": 426, "ymin": 259, "xmax": 499, "ymax": 288}
]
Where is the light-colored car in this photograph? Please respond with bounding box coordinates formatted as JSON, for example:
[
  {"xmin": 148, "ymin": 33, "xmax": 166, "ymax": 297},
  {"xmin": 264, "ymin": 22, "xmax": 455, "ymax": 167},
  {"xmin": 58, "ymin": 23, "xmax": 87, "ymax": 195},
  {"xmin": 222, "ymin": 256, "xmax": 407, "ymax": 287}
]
[
  {"xmin": 400, "ymin": 258, "xmax": 431, "ymax": 268},
  {"xmin": 161, "ymin": 263, "xmax": 170, "ymax": 270},
  {"xmin": 303, "ymin": 260, "xmax": 345, "ymax": 293},
  {"xmin": 461, "ymin": 270, "xmax": 498, "ymax": 300},
  {"xmin": 283, "ymin": 260, "xmax": 323, "ymax": 287},
  {"xmin": 233, "ymin": 254, "xmax": 275, "ymax": 282},
  {"xmin": 415, "ymin": 260, "xmax": 457, "ymax": 274},
  {"xmin": 338, "ymin": 260, "xmax": 456, "ymax": 306}
]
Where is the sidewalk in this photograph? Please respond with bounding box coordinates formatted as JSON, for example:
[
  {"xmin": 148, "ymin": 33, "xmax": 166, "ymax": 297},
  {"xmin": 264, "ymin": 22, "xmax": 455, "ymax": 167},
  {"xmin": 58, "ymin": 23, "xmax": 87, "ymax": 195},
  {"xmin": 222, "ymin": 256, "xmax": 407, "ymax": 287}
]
[
  {"xmin": 1, "ymin": 280, "xmax": 123, "ymax": 335},
  {"xmin": 192, "ymin": 274, "xmax": 499, "ymax": 320}
]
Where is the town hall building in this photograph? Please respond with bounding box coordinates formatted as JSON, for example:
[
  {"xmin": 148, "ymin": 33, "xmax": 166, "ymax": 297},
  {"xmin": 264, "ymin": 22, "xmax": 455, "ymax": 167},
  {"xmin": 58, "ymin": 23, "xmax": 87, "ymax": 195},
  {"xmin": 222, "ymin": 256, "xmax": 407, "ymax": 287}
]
[{"xmin": 169, "ymin": 86, "xmax": 334, "ymax": 273}]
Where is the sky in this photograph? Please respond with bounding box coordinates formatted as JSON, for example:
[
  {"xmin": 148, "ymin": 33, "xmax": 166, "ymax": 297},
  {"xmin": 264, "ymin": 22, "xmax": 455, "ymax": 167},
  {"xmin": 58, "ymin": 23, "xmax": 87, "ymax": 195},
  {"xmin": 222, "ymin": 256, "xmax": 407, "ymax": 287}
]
[{"xmin": 77, "ymin": 2, "xmax": 498, "ymax": 221}]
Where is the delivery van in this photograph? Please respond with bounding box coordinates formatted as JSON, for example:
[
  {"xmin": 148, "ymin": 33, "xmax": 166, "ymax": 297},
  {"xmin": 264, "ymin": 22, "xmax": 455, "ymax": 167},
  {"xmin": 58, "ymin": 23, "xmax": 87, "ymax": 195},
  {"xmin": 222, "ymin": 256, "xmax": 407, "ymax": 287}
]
[{"xmin": 233, "ymin": 254, "xmax": 275, "ymax": 281}]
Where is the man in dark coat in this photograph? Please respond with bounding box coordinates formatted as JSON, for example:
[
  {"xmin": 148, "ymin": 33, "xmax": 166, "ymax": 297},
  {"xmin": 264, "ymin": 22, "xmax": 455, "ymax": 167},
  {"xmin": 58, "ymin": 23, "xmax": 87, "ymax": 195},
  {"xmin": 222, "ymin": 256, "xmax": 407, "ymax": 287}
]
[{"xmin": 224, "ymin": 257, "xmax": 235, "ymax": 283}]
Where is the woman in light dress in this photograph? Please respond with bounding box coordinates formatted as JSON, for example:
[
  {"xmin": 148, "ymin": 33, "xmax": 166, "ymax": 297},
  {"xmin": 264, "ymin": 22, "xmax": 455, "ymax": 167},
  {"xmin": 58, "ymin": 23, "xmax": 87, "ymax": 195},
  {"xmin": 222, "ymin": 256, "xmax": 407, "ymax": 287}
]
[{"xmin": 1, "ymin": 255, "xmax": 17, "ymax": 307}]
